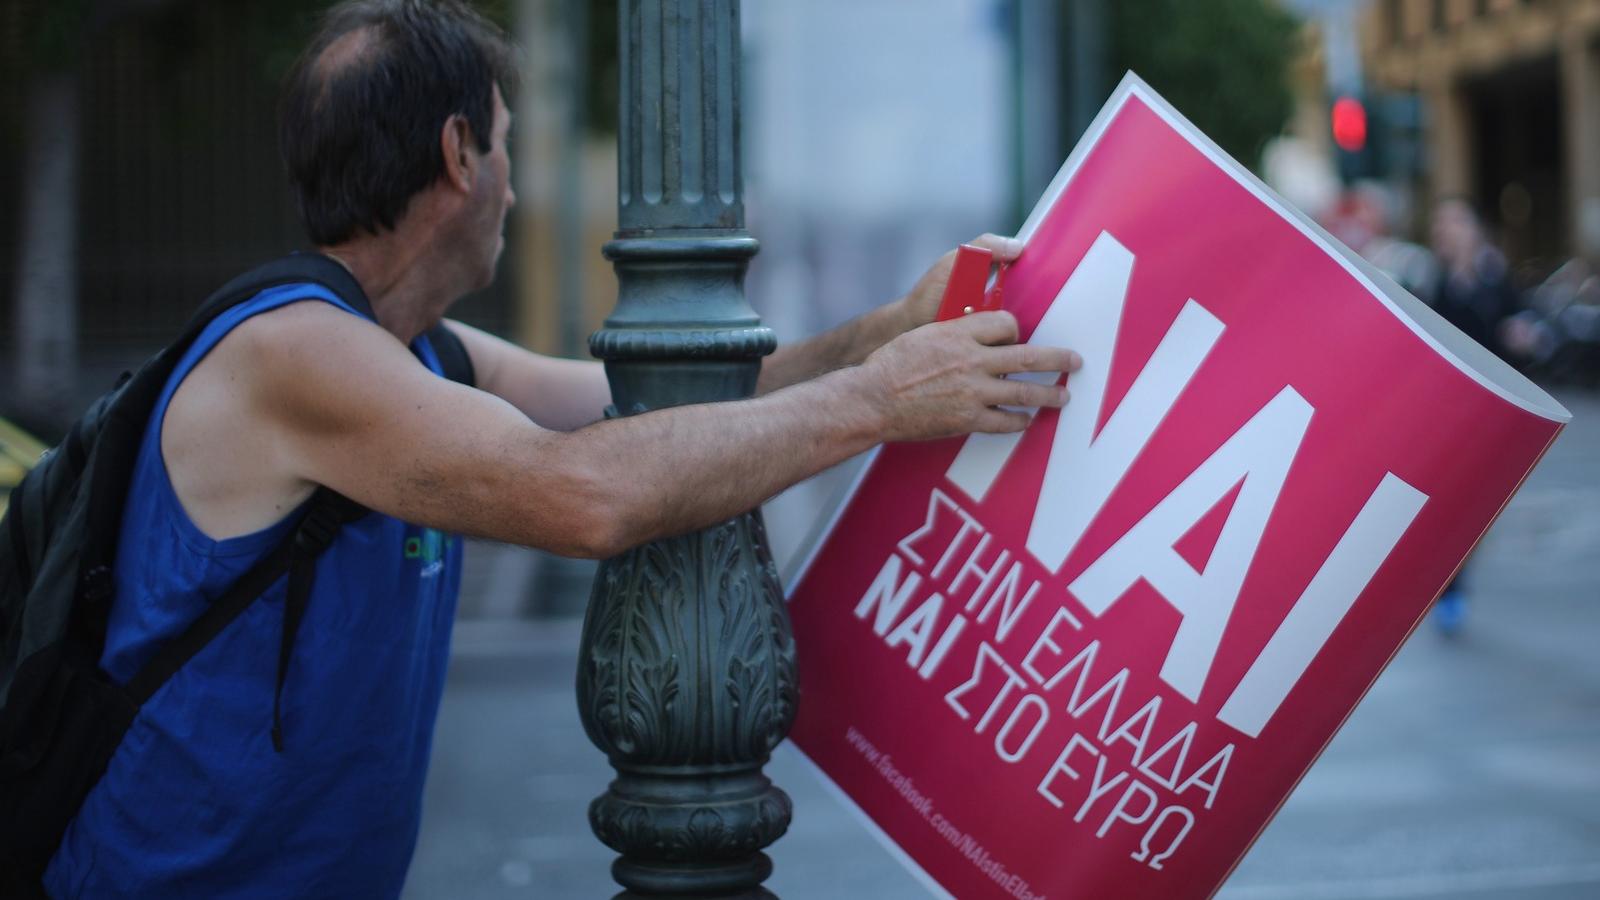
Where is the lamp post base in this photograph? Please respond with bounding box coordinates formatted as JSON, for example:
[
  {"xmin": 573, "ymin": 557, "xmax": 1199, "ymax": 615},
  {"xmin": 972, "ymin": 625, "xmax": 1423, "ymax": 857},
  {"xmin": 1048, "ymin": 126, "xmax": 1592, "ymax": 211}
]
[{"xmin": 579, "ymin": 514, "xmax": 797, "ymax": 898}]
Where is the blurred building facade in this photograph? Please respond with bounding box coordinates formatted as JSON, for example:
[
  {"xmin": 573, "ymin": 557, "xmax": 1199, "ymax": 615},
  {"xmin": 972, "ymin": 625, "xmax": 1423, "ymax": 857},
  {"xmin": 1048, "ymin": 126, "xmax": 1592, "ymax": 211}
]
[
  {"xmin": 0, "ymin": 1, "xmax": 519, "ymax": 431},
  {"xmin": 1361, "ymin": 0, "xmax": 1600, "ymax": 271}
]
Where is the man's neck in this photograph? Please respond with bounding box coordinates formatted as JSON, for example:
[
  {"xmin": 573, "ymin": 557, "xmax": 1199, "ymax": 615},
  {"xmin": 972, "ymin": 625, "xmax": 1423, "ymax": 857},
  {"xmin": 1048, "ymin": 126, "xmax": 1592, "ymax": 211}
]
[{"xmin": 318, "ymin": 233, "xmax": 457, "ymax": 344}]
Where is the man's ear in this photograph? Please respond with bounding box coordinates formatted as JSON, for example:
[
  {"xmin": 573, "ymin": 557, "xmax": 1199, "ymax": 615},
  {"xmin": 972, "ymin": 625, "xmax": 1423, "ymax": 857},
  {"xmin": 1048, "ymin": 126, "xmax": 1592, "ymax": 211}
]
[{"xmin": 440, "ymin": 114, "xmax": 476, "ymax": 192}]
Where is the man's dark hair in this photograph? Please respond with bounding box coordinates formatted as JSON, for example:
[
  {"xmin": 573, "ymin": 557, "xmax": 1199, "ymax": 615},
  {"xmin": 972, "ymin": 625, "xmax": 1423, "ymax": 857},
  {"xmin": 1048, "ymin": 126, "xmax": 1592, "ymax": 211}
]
[{"xmin": 280, "ymin": 0, "xmax": 517, "ymax": 246}]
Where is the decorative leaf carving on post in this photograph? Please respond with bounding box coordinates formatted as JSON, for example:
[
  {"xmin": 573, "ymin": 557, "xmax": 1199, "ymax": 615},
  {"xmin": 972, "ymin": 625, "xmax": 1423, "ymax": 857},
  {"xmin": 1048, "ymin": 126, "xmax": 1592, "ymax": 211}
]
[
  {"xmin": 581, "ymin": 514, "xmax": 797, "ymax": 767},
  {"xmin": 579, "ymin": 513, "xmax": 797, "ymax": 893}
]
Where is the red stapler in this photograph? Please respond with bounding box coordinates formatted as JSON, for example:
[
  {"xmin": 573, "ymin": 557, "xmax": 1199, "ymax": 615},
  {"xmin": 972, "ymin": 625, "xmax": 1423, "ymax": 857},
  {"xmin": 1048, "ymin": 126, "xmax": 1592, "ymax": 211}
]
[{"xmin": 935, "ymin": 243, "xmax": 1008, "ymax": 322}]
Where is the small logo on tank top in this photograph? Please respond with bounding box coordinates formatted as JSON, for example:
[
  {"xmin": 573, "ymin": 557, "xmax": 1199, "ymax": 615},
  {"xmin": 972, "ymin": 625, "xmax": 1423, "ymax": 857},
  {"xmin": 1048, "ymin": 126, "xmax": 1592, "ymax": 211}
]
[{"xmin": 404, "ymin": 528, "xmax": 446, "ymax": 578}]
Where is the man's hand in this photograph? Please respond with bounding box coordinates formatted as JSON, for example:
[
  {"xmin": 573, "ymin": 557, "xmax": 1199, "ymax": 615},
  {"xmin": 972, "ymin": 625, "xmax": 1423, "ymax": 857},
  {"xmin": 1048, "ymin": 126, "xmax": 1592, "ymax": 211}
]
[
  {"xmin": 895, "ymin": 233, "xmax": 1025, "ymax": 332},
  {"xmin": 852, "ymin": 310, "xmax": 1080, "ymax": 442}
]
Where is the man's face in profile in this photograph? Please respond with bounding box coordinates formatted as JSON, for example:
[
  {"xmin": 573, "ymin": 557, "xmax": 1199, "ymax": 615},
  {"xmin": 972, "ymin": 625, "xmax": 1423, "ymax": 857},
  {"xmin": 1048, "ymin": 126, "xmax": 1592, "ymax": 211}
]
[{"xmin": 464, "ymin": 84, "xmax": 516, "ymax": 292}]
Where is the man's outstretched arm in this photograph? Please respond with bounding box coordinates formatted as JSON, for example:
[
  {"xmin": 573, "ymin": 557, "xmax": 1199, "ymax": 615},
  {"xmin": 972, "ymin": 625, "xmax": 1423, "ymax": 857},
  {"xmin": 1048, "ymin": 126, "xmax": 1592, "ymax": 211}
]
[{"xmin": 249, "ymin": 302, "xmax": 1077, "ymax": 559}]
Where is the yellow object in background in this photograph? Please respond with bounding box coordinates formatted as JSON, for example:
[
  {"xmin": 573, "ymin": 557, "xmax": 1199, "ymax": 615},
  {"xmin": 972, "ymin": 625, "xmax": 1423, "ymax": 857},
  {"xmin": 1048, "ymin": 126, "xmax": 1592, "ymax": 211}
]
[{"xmin": 0, "ymin": 417, "xmax": 47, "ymax": 516}]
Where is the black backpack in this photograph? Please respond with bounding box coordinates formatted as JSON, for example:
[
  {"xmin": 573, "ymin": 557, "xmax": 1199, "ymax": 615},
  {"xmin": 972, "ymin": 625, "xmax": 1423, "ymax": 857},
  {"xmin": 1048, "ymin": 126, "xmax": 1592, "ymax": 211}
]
[{"xmin": 0, "ymin": 254, "xmax": 475, "ymax": 888}]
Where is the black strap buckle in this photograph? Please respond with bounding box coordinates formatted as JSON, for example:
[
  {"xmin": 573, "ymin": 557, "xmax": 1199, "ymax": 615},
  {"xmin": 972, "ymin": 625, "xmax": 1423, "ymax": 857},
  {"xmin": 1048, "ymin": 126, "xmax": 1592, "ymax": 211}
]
[{"xmin": 294, "ymin": 515, "xmax": 338, "ymax": 553}]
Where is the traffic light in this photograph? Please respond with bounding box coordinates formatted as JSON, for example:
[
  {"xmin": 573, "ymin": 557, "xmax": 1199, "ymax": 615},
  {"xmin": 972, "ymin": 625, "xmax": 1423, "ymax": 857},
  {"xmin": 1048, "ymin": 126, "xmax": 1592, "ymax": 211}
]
[
  {"xmin": 1329, "ymin": 91, "xmax": 1425, "ymax": 184},
  {"xmin": 1332, "ymin": 97, "xmax": 1367, "ymax": 153},
  {"xmin": 1331, "ymin": 94, "xmax": 1379, "ymax": 183}
]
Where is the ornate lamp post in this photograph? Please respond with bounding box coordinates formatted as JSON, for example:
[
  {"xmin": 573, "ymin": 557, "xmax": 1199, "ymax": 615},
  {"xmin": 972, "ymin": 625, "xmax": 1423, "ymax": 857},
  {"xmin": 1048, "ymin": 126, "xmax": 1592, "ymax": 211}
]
[{"xmin": 576, "ymin": 1, "xmax": 796, "ymax": 897}]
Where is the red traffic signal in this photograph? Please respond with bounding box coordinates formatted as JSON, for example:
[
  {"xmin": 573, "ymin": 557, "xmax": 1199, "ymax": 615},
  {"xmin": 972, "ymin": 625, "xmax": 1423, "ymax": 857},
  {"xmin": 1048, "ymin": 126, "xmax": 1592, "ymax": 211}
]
[{"xmin": 1332, "ymin": 96, "xmax": 1367, "ymax": 152}]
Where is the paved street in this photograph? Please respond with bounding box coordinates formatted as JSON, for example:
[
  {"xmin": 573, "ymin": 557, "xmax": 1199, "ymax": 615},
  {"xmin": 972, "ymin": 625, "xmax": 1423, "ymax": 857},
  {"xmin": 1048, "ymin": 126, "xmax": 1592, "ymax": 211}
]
[{"xmin": 404, "ymin": 388, "xmax": 1600, "ymax": 900}]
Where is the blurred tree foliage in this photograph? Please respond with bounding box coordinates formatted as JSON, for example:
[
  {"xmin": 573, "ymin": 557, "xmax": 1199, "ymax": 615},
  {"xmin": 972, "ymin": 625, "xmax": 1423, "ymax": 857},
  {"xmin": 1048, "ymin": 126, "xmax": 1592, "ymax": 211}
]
[
  {"xmin": 1105, "ymin": 0, "xmax": 1299, "ymax": 166},
  {"xmin": 0, "ymin": 0, "xmax": 91, "ymax": 75}
]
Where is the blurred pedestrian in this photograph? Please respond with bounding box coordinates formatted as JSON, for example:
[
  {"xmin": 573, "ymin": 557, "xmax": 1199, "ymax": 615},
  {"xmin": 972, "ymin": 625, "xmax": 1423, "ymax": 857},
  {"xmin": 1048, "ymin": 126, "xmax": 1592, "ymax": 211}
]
[
  {"xmin": 1342, "ymin": 181, "xmax": 1439, "ymax": 302},
  {"xmin": 1429, "ymin": 198, "xmax": 1519, "ymax": 360}
]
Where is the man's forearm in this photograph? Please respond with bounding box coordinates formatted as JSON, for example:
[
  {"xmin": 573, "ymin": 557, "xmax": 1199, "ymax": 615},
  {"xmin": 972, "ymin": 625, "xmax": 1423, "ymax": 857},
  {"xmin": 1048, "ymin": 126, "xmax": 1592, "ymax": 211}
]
[
  {"xmin": 553, "ymin": 308, "xmax": 1073, "ymax": 556},
  {"xmin": 756, "ymin": 299, "xmax": 912, "ymax": 395},
  {"xmin": 541, "ymin": 367, "xmax": 885, "ymax": 556},
  {"xmin": 389, "ymin": 311, "xmax": 1070, "ymax": 560}
]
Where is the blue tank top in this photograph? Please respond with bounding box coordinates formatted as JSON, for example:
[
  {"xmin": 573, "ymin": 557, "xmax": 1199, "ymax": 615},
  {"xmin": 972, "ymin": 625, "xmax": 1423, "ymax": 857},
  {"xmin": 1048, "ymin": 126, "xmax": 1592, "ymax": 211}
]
[{"xmin": 44, "ymin": 285, "xmax": 463, "ymax": 899}]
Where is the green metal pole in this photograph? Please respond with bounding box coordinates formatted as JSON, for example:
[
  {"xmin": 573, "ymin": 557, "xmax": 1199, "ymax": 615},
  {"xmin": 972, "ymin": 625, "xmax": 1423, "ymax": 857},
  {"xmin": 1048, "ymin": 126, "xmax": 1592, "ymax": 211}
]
[{"xmin": 577, "ymin": 1, "xmax": 795, "ymax": 897}]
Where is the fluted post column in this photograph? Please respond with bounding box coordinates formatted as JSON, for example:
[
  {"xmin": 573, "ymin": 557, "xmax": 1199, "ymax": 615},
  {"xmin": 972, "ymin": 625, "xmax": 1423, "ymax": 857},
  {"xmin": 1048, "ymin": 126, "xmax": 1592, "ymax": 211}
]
[{"xmin": 576, "ymin": 1, "xmax": 796, "ymax": 897}]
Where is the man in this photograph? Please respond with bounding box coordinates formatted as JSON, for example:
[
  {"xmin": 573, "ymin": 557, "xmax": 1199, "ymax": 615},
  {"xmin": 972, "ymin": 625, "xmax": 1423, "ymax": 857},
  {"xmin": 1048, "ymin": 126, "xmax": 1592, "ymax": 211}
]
[{"xmin": 43, "ymin": 1, "xmax": 1080, "ymax": 896}]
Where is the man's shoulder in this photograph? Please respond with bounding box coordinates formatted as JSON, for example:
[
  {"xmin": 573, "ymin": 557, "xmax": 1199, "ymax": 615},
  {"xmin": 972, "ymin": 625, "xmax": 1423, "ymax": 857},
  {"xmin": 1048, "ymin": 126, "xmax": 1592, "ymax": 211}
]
[
  {"xmin": 170, "ymin": 296, "xmax": 404, "ymax": 447},
  {"xmin": 227, "ymin": 292, "xmax": 365, "ymax": 335},
  {"xmin": 159, "ymin": 295, "xmax": 411, "ymax": 538},
  {"xmin": 213, "ymin": 296, "xmax": 389, "ymax": 375}
]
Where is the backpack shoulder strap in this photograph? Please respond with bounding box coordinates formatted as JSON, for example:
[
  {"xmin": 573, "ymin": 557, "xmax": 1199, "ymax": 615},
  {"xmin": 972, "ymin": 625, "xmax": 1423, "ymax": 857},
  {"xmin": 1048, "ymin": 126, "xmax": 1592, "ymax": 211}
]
[
  {"xmin": 113, "ymin": 259, "xmax": 380, "ymax": 747},
  {"xmin": 184, "ymin": 253, "xmax": 375, "ymax": 328},
  {"xmin": 122, "ymin": 489, "xmax": 364, "ymax": 716},
  {"xmin": 425, "ymin": 323, "xmax": 476, "ymax": 388}
]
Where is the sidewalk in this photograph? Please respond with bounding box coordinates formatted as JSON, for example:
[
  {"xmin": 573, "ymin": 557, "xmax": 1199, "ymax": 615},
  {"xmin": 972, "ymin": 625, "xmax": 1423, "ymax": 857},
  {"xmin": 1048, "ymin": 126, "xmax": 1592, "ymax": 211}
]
[{"xmin": 405, "ymin": 389, "xmax": 1600, "ymax": 900}]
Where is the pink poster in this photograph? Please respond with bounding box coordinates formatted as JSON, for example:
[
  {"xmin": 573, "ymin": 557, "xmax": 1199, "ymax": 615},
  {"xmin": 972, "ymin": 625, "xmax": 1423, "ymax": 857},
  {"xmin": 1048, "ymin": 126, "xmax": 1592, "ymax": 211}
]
[{"xmin": 784, "ymin": 75, "xmax": 1570, "ymax": 900}]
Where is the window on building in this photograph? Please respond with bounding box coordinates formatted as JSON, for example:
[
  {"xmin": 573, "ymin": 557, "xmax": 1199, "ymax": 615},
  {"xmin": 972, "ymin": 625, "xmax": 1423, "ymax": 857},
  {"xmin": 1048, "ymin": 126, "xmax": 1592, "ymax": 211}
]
[{"xmin": 1386, "ymin": 0, "xmax": 1405, "ymax": 46}]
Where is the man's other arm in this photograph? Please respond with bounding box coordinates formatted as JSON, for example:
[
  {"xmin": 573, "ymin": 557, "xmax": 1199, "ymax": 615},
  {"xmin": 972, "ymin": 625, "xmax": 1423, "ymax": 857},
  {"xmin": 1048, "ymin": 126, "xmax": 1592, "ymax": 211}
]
[
  {"xmin": 756, "ymin": 233, "xmax": 1023, "ymax": 393},
  {"xmin": 444, "ymin": 319, "xmax": 612, "ymax": 431},
  {"xmin": 250, "ymin": 302, "xmax": 1075, "ymax": 559}
]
